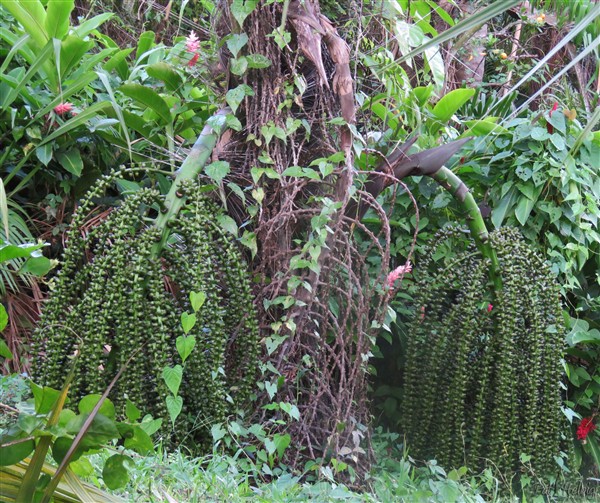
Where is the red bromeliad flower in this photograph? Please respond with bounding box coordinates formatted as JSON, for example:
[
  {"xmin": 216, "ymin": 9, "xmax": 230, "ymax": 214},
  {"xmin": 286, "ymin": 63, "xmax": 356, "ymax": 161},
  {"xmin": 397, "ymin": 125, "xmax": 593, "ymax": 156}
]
[
  {"xmin": 576, "ymin": 417, "xmax": 596, "ymax": 442},
  {"xmin": 53, "ymin": 102, "xmax": 73, "ymax": 115},
  {"xmin": 487, "ymin": 303, "xmax": 493, "ymax": 313}
]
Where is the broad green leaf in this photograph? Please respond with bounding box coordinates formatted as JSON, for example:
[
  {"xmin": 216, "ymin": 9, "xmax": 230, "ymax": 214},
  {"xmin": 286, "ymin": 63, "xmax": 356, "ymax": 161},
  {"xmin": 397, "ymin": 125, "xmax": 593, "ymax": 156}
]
[
  {"xmin": 125, "ymin": 399, "xmax": 141, "ymax": 422},
  {"xmin": 162, "ymin": 365, "xmax": 183, "ymax": 396},
  {"xmin": 211, "ymin": 423, "xmax": 227, "ymax": 442},
  {"xmin": 424, "ymin": 45, "xmax": 444, "ymax": 90},
  {"xmin": 0, "ymin": 340, "xmax": 13, "ymax": 360},
  {"xmin": 176, "ymin": 335, "xmax": 196, "ymax": 363},
  {"xmin": 20, "ymin": 255, "xmax": 53, "ymax": 276},
  {"xmin": 52, "ymin": 436, "xmax": 88, "ymax": 464},
  {"xmin": 282, "ymin": 166, "xmax": 320, "ymax": 180},
  {"xmin": 35, "ymin": 144, "xmax": 53, "ymax": 166},
  {"xmin": 65, "ymin": 413, "xmax": 120, "ymax": 442},
  {"xmin": 45, "ymin": 0, "xmax": 74, "ymax": 40},
  {"xmin": 189, "ymin": 291, "xmax": 206, "ymax": 312},
  {"xmin": 205, "ymin": 160, "xmax": 230, "ymax": 184},
  {"xmin": 240, "ymin": 230, "xmax": 257, "ymax": 258},
  {"xmin": 531, "ymin": 127, "xmax": 550, "ymax": 141},
  {"xmin": 139, "ymin": 418, "xmax": 162, "ymax": 436},
  {"xmin": 135, "ymin": 31, "xmax": 155, "ymax": 62},
  {"xmin": 73, "ymin": 12, "xmax": 113, "ymax": 38},
  {"xmin": 515, "ymin": 196, "xmax": 535, "ymax": 225},
  {"xmin": 60, "ymin": 35, "xmax": 93, "ymax": 78},
  {"xmin": 78, "ymin": 395, "xmax": 116, "ymax": 420},
  {"xmin": 1, "ymin": 39, "xmax": 53, "ymax": 109},
  {"xmin": 165, "ymin": 395, "xmax": 183, "ymax": 426},
  {"xmin": 463, "ymin": 119, "xmax": 509, "ymax": 136},
  {"xmin": 103, "ymin": 47, "xmax": 134, "ymax": 80},
  {"xmin": 0, "ymin": 242, "xmax": 45, "ymax": 263},
  {"xmin": 412, "ymin": 85, "xmax": 434, "ymax": 106},
  {"xmin": 180, "ymin": 312, "xmax": 196, "ymax": 334},
  {"xmin": 246, "ymin": 54, "xmax": 271, "ymax": 69},
  {"xmin": 120, "ymin": 83, "xmax": 172, "ymax": 124},
  {"xmin": 432, "ymin": 88, "xmax": 476, "ymax": 122},
  {"xmin": 230, "ymin": 0, "xmax": 258, "ymax": 28},
  {"xmin": 0, "ymin": 437, "xmax": 35, "ymax": 466},
  {"xmin": 568, "ymin": 329, "xmax": 600, "ymax": 346},
  {"xmin": 124, "ymin": 426, "xmax": 154, "ymax": 454},
  {"xmin": 225, "ymin": 84, "xmax": 253, "ymax": 114},
  {"xmin": 491, "ymin": 188, "xmax": 516, "ymax": 229},
  {"xmin": 547, "ymin": 111, "xmax": 566, "ymax": 134},
  {"xmin": 56, "ymin": 149, "xmax": 83, "ymax": 177},
  {"xmin": 0, "ymin": 304, "xmax": 8, "ymax": 333},
  {"xmin": 264, "ymin": 380, "xmax": 277, "ymax": 400},
  {"xmin": 217, "ymin": 214, "xmax": 238, "ymax": 236},
  {"xmin": 230, "ymin": 56, "xmax": 248, "ymax": 75},
  {"xmin": 226, "ymin": 33, "xmax": 249, "ymax": 58},
  {"xmin": 30, "ymin": 382, "xmax": 61, "ymax": 415},
  {"xmin": 272, "ymin": 433, "xmax": 291, "ymax": 458},
  {"xmin": 225, "ymin": 114, "xmax": 243, "ymax": 131},
  {"xmin": 102, "ymin": 454, "xmax": 133, "ymax": 490},
  {"xmin": 549, "ymin": 133, "xmax": 566, "ymax": 151},
  {"xmin": 146, "ymin": 62, "xmax": 183, "ymax": 91},
  {"xmin": 1, "ymin": 0, "xmax": 48, "ymax": 49}
]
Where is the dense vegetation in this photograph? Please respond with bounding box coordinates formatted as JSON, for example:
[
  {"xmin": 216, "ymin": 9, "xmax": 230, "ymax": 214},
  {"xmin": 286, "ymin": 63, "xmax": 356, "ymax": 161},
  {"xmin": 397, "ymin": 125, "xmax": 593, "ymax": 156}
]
[{"xmin": 1, "ymin": 0, "xmax": 599, "ymax": 501}]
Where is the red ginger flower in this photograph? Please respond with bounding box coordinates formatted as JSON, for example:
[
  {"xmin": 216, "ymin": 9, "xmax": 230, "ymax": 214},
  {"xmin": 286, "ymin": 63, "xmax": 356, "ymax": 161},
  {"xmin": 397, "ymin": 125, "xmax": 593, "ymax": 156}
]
[
  {"xmin": 576, "ymin": 417, "xmax": 596, "ymax": 442},
  {"xmin": 54, "ymin": 102, "xmax": 73, "ymax": 115},
  {"xmin": 188, "ymin": 52, "xmax": 200, "ymax": 67},
  {"xmin": 487, "ymin": 303, "xmax": 493, "ymax": 313}
]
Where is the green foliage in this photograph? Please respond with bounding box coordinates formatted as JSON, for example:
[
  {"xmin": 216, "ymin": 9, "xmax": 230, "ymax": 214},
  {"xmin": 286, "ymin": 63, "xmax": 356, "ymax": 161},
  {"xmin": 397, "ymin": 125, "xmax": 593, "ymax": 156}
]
[
  {"xmin": 401, "ymin": 227, "xmax": 568, "ymax": 476},
  {"xmin": 563, "ymin": 317, "xmax": 600, "ymax": 474},
  {"xmin": 0, "ymin": 368, "xmax": 148, "ymax": 501},
  {"xmin": 464, "ymin": 110, "xmax": 599, "ymax": 296},
  {"xmin": 31, "ymin": 171, "xmax": 259, "ymax": 451}
]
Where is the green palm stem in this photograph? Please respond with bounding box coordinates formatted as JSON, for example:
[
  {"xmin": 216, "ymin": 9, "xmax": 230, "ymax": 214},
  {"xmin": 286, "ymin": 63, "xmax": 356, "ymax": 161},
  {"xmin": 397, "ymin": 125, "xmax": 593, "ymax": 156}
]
[
  {"xmin": 152, "ymin": 107, "xmax": 230, "ymax": 256},
  {"xmin": 430, "ymin": 166, "xmax": 501, "ymax": 290}
]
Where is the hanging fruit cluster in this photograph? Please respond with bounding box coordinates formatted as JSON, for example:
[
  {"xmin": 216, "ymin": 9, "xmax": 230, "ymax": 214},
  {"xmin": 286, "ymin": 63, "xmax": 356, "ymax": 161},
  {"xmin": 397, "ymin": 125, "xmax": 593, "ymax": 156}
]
[
  {"xmin": 32, "ymin": 171, "xmax": 259, "ymax": 449},
  {"xmin": 401, "ymin": 226, "xmax": 567, "ymax": 476}
]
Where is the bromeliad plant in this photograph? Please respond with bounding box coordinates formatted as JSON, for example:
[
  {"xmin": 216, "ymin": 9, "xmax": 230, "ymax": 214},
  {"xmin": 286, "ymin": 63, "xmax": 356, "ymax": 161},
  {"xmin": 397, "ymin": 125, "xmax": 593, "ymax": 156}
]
[{"xmin": 31, "ymin": 115, "xmax": 260, "ymax": 451}]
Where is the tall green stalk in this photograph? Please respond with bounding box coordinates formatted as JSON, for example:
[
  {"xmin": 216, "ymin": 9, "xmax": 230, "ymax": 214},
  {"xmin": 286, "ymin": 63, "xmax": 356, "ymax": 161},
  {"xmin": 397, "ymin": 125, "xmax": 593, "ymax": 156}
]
[
  {"xmin": 430, "ymin": 166, "xmax": 501, "ymax": 289},
  {"xmin": 153, "ymin": 107, "xmax": 230, "ymax": 254}
]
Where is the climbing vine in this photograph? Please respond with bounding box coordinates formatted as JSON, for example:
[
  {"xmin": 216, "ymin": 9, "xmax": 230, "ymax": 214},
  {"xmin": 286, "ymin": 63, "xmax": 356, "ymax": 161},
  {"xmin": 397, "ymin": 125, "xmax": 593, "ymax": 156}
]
[
  {"xmin": 401, "ymin": 226, "xmax": 567, "ymax": 476},
  {"xmin": 32, "ymin": 170, "xmax": 259, "ymax": 449}
]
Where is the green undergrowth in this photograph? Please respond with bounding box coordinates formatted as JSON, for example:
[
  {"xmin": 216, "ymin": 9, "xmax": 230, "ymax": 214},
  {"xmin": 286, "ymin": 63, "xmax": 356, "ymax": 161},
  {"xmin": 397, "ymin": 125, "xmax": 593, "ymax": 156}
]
[
  {"xmin": 80, "ymin": 432, "xmax": 598, "ymax": 503},
  {"xmin": 1, "ymin": 371, "xmax": 597, "ymax": 503}
]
